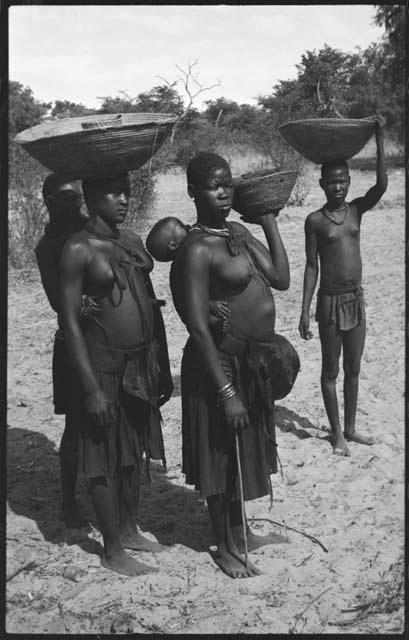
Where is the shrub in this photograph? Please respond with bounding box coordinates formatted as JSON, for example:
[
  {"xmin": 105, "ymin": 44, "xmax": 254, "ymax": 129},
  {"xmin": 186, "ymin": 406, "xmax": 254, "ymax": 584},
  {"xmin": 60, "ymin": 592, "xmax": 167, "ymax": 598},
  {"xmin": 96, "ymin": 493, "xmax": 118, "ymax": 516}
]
[{"xmin": 8, "ymin": 140, "xmax": 48, "ymax": 267}]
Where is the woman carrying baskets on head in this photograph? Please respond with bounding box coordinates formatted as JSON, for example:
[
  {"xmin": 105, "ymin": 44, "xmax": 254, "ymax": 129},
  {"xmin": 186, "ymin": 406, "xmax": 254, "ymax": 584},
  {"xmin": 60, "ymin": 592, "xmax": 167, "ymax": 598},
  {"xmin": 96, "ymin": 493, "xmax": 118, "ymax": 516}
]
[
  {"xmin": 169, "ymin": 152, "xmax": 298, "ymax": 579},
  {"xmin": 59, "ymin": 172, "xmax": 173, "ymax": 577}
]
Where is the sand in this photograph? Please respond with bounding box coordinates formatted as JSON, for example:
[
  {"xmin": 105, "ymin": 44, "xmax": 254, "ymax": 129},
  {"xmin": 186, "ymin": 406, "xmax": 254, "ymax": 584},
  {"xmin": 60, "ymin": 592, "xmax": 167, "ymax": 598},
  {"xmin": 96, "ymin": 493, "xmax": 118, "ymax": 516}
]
[{"xmin": 6, "ymin": 166, "xmax": 404, "ymax": 634}]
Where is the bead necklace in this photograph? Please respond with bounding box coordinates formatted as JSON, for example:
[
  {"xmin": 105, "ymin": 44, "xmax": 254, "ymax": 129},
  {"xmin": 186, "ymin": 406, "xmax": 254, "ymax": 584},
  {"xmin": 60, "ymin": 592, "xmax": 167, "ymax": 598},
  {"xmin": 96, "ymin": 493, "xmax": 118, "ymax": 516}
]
[
  {"xmin": 189, "ymin": 223, "xmax": 231, "ymax": 237},
  {"xmin": 321, "ymin": 203, "xmax": 349, "ymax": 225}
]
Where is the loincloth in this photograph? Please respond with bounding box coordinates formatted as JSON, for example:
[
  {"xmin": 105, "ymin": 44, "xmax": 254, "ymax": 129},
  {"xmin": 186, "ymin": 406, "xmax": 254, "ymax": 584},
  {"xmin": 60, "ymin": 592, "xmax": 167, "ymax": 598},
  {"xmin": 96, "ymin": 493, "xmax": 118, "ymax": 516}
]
[
  {"xmin": 315, "ymin": 286, "xmax": 366, "ymax": 332},
  {"xmin": 70, "ymin": 334, "xmax": 165, "ymax": 479}
]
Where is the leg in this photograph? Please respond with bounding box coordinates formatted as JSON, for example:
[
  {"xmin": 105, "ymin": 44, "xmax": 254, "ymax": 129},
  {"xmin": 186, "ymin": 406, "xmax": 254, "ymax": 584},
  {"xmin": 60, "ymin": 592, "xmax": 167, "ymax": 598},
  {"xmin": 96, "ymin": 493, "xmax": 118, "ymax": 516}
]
[
  {"xmin": 207, "ymin": 493, "xmax": 260, "ymax": 578},
  {"xmin": 119, "ymin": 466, "xmax": 164, "ymax": 553},
  {"xmin": 89, "ymin": 475, "xmax": 155, "ymax": 576},
  {"xmin": 342, "ymin": 319, "xmax": 374, "ymax": 445},
  {"xmin": 318, "ymin": 321, "xmax": 350, "ymax": 456},
  {"xmin": 60, "ymin": 413, "xmax": 87, "ymax": 528},
  {"xmin": 230, "ymin": 502, "xmax": 288, "ymax": 552}
]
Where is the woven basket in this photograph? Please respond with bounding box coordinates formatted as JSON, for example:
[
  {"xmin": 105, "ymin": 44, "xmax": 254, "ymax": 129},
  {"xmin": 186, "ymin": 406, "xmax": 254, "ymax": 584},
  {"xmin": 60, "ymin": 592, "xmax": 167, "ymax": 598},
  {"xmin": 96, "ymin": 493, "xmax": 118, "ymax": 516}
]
[
  {"xmin": 13, "ymin": 113, "xmax": 178, "ymax": 178},
  {"xmin": 232, "ymin": 169, "xmax": 299, "ymax": 218},
  {"xmin": 278, "ymin": 117, "xmax": 376, "ymax": 164}
]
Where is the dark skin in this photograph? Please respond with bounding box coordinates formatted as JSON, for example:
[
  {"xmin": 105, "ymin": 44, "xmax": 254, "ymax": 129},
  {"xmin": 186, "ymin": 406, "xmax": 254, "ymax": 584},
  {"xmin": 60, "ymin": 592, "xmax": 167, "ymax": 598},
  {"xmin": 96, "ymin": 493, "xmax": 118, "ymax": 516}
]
[
  {"xmin": 35, "ymin": 180, "xmax": 87, "ymax": 528},
  {"xmin": 170, "ymin": 165, "xmax": 290, "ymax": 578},
  {"xmin": 147, "ymin": 217, "xmax": 232, "ymax": 331},
  {"xmin": 59, "ymin": 175, "xmax": 173, "ymax": 576},
  {"xmin": 299, "ymin": 118, "xmax": 387, "ymax": 456}
]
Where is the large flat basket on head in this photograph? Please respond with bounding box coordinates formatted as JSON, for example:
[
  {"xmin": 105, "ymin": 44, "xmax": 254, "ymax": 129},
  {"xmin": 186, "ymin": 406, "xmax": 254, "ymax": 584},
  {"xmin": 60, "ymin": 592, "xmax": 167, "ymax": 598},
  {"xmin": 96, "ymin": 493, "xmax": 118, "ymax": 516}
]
[
  {"xmin": 13, "ymin": 112, "xmax": 178, "ymax": 178},
  {"xmin": 232, "ymin": 169, "xmax": 299, "ymax": 219},
  {"xmin": 278, "ymin": 117, "xmax": 376, "ymax": 164}
]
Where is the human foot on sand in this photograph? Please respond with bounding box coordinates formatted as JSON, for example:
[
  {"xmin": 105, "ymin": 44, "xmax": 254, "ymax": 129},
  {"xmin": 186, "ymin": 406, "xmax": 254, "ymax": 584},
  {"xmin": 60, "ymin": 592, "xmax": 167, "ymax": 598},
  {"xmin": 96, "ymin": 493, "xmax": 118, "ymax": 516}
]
[
  {"xmin": 121, "ymin": 531, "xmax": 164, "ymax": 553},
  {"xmin": 331, "ymin": 431, "xmax": 351, "ymax": 456},
  {"xmin": 62, "ymin": 503, "xmax": 88, "ymax": 529},
  {"xmin": 344, "ymin": 431, "xmax": 375, "ymax": 446},
  {"xmin": 212, "ymin": 543, "xmax": 260, "ymax": 578},
  {"xmin": 234, "ymin": 528, "xmax": 289, "ymax": 553},
  {"xmin": 101, "ymin": 550, "xmax": 157, "ymax": 576}
]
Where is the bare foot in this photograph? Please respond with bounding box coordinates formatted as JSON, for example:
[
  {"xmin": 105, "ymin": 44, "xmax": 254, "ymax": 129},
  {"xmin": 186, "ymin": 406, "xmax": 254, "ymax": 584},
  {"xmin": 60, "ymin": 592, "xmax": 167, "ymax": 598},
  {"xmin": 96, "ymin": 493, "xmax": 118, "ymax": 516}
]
[
  {"xmin": 62, "ymin": 504, "xmax": 88, "ymax": 529},
  {"xmin": 344, "ymin": 432, "xmax": 375, "ymax": 446},
  {"xmin": 234, "ymin": 528, "xmax": 289, "ymax": 553},
  {"xmin": 121, "ymin": 531, "xmax": 164, "ymax": 553},
  {"xmin": 101, "ymin": 550, "xmax": 156, "ymax": 576},
  {"xmin": 211, "ymin": 544, "xmax": 258, "ymax": 579},
  {"xmin": 331, "ymin": 432, "xmax": 351, "ymax": 457}
]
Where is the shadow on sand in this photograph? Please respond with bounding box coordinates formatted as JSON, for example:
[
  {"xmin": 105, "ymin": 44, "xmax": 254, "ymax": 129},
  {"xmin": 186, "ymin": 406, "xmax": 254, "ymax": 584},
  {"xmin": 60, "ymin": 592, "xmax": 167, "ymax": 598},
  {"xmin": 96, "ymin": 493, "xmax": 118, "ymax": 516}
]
[
  {"xmin": 7, "ymin": 426, "xmax": 212, "ymax": 558},
  {"xmin": 275, "ymin": 404, "xmax": 330, "ymax": 442}
]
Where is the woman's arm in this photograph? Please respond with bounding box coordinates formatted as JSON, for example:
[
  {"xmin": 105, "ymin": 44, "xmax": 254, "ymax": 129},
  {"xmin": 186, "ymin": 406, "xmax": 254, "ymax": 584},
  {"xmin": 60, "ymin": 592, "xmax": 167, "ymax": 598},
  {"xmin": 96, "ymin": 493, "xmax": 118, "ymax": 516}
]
[
  {"xmin": 179, "ymin": 241, "xmax": 249, "ymax": 432},
  {"xmin": 234, "ymin": 214, "xmax": 290, "ymax": 290},
  {"xmin": 59, "ymin": 240, "xmax": 116, "ymax": 427}
]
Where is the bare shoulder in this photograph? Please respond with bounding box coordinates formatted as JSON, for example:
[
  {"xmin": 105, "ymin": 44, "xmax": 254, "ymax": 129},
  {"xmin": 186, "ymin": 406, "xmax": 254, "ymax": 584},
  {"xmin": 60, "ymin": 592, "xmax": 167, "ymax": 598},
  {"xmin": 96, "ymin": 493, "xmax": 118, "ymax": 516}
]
[
  {"xmin": 61, "ymin": 230, "xmax": 91, "ymax": 263},
  {"xmin": 305, "ymin": 209, "xmax": 322, "ymax": 231},
  {"xmin": 228, "ymin": 220, "xmax": 251, "ymax": 238}
]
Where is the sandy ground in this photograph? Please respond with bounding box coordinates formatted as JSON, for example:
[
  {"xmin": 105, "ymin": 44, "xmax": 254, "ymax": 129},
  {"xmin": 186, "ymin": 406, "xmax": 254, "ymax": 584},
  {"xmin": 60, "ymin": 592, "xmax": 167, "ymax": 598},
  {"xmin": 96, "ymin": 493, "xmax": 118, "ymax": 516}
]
[{"xmin": 6, "ymin": 166, "xmax": 404, "ymax": 634}]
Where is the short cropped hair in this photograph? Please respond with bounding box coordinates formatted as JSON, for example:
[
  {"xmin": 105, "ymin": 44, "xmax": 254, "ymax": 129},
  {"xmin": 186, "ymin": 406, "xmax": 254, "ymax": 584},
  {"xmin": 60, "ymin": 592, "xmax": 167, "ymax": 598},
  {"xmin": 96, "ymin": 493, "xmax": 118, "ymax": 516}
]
[
  {"xmin": 187, "ymin": 152, "xmax": 230, "ymax": 187},
  {"xmin": 82, "ymin": 173, "xmax": 130, "ymax": 208},
  {"xmin": 42, "ymin": 173, "xmax": 74, "ymax": 202},
  {"xmin": 321, "ymin": 160, "xmax": 349, "ymax": 179},
  {"xmin": 146, "ymin": 217, "xmax": 182, "ymax": 261}
]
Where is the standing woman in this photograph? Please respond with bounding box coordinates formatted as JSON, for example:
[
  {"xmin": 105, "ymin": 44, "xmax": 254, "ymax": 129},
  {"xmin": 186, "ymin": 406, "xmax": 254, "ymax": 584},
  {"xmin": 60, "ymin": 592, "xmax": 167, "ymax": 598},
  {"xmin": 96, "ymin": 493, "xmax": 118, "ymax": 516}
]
[
  {"xmin": 59, "ymin": 173, "xmax": 173, "ymax": 576},
  {"xmin": 170, "ymin": 153, "xmax": 291, "ymax": 578}
]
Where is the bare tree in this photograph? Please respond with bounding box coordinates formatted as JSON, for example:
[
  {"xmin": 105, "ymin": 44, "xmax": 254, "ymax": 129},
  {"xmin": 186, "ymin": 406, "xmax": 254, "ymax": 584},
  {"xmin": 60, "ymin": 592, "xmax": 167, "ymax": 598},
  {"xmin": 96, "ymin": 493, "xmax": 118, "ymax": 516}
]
[{"xmin": 158, "ymin": 59, "xmax": 221, "ymax": 142}]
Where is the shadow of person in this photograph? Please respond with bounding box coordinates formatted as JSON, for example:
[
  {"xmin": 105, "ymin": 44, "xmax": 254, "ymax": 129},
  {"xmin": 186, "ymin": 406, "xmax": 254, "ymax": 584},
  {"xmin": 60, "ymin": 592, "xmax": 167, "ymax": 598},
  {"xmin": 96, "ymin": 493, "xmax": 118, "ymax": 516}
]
[
  {"xmin": 138, "ymin": 462, "xmax": 213, "ymax": 552},
  {"xmin": 275, "ymin": 404, "xmax": 330, "ymax": 441},
  {"xmin": 7, "ymin": 426, "xmax": 102, "ymax": 557},
  {"xmin": 8, "ymin": 426, "xmax": 213, "ymax": 557}
]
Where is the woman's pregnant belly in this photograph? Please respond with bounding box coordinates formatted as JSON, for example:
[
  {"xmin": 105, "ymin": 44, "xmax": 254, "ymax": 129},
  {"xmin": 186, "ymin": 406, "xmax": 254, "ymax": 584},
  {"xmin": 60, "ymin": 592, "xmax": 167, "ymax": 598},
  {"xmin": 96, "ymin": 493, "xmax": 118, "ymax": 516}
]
[
  {"xmin": 86, "ymin": 287, "xmax": 154, "ymax": 349},
  {"xmin": 226, "ymin": 276, "xmax": 275, "ymax": 341}
]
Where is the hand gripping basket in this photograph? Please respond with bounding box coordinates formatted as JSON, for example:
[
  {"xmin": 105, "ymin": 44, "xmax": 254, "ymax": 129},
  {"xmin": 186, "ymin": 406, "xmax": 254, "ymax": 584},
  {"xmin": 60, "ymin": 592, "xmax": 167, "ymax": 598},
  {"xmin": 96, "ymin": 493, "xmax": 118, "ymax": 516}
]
[
  {"xmin": 13, "ymin": 112, "xmax": 178, "ymax": 178},
  {"xmin": 232, "ymin": 169, "xmax": 299, "ymax": 219},
  {"xmin": 278, "ymin": 117, "xmax": 377, "ymax": 164}
]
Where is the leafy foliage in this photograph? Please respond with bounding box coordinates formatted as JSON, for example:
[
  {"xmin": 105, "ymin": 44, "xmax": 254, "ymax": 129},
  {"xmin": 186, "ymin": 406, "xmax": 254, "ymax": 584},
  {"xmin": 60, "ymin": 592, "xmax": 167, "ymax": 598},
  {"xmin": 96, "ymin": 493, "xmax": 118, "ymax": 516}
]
[
  {"xmin": 8, "ymin": 8, "xmax": 404, "ymax": 265},
  {"xmin": 9, "ymin": 81, "xmax": 51, "ymax": 136},
  {"xmin": 51, "ymin": 100, "xmax": 97, "ymax": 119}
]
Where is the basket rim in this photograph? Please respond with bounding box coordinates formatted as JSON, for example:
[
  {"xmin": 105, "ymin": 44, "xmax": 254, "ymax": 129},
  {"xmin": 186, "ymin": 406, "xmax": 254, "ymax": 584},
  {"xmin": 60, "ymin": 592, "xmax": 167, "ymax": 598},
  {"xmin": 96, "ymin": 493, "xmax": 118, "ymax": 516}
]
[
  {"xmin": 234, "ymin": 169, "xmax": 299, "ymax": 187},
  {"xmin": 279, "ymin": 116, "xmax": 376, "ymax": 130},
  {"xmin": 14, "ymin": 112, "xmax": 178, "ymax": 144}
]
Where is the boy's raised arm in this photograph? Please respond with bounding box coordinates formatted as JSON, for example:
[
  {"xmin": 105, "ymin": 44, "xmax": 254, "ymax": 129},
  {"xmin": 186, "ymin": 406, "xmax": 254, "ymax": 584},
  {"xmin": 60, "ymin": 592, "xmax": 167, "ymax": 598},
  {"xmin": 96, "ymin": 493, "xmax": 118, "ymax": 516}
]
[{"xmin": 351, "ymin": 116, "xmax": 388, "ymax": 215}]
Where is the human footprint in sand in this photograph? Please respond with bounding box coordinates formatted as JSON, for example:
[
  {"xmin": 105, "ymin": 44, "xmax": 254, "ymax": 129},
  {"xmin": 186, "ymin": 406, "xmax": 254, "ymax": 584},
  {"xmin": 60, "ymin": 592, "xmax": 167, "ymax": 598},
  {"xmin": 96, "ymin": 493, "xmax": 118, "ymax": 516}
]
[
  {"xmin": 169, "ymin": 153, "xmax": 291, "ymax": 578},
  {"xmin": 299, "ymin": 117, "xmax": 387, "ymax": 456},
  {"xmin": 60, "ymin": 173, "xmax": 173, "ymax": 576}
]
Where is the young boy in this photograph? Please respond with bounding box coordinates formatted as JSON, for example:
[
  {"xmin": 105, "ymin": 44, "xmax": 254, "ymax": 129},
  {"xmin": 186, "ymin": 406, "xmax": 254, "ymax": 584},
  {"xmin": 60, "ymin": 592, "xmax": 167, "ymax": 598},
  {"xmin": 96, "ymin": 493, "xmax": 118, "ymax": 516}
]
[
  {"xmin": 298, "ymin": 117, "xmax": 387, "ymax": 456},
  {"xmin": 146, "ymin": 216, "xmax": 231, "ymax": 334}
]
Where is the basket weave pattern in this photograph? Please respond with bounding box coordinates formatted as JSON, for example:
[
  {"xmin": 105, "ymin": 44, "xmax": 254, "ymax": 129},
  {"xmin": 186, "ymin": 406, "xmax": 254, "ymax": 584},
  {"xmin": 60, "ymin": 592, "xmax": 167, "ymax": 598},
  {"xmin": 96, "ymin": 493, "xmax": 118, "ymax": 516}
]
[
  {"xmin": 14, "ymin": 113, "xmax": 177, "ymax": 178},
  {"xmin": 233, "ymin": 170, "xmax": 299, "ymax": 217},
  {"xmin": 278, "ymin": 118, "xmax": 376, "ymax": 164}
]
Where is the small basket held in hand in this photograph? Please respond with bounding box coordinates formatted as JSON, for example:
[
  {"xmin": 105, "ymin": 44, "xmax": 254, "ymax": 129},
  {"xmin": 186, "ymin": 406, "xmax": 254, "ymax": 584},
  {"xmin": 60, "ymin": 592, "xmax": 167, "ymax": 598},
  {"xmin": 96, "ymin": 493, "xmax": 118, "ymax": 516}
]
[{"xmin": 232, "ymin": 169, "xmax": 299, "ymax": 219}]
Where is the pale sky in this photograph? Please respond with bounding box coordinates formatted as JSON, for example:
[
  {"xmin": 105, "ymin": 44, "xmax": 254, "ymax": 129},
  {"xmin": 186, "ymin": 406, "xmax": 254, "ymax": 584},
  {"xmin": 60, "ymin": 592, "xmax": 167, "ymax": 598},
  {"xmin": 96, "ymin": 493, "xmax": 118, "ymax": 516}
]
[{"xmin": 9, "ymin": 5, "xmax": 383, "ymax": 110}]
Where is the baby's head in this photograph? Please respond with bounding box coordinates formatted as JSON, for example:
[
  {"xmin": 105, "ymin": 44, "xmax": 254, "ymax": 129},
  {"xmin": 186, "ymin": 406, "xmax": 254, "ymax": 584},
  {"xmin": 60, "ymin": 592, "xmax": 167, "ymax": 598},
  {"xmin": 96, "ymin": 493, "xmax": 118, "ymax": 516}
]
[{"xmin": 146, "ymin": 216, "xmax": 188, "ymax": 262}]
